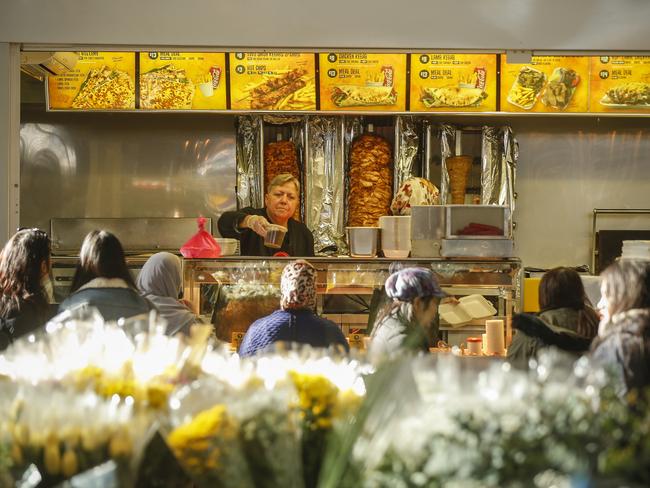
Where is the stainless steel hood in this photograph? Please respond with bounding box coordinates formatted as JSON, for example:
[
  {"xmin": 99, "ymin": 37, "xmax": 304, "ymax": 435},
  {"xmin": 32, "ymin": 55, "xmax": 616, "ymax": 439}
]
[{"xmin": 20, "ymin": 51, "xmax": 78, "ymax": 81}]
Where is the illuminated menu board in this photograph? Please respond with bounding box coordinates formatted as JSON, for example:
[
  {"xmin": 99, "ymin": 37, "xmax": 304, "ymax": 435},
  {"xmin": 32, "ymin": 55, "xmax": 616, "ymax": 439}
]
[
  {"xmin": 410, "ymin": 54, "xmax": 497, "ymax": 112},
  {"xmin": 500, "ymin": 55, "xmax": 590, "ymax": 112},
  {"xmin": 319, "ymin": 53, "xmax": 407, "ymax": 111},
  {"xmin": 47, "ymin": 52, "xmax": 136, "ymax": 110},
  {"xmin": 139, "ymin": 52, "xmax": 227, "ymax": 110},
  {"xmin": 590, "ymin": 56, "xmax": 650, "ymax": 113},
  {"xmin": 229, "ymin": 52, "xmax": 316, "ymax": 111}
]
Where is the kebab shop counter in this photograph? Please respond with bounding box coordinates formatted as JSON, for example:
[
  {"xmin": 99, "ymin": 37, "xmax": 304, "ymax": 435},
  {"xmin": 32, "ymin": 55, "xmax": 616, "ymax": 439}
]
[{"xmin": 182, "ymin": 256, "xmax": 522, "ymax": 351}]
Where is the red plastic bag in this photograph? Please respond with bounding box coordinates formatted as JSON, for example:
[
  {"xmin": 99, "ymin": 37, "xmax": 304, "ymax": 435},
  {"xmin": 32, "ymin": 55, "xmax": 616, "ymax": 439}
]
[{"xmin": 180, "ymin": 217, "xmax": 222, "ymax": 258}]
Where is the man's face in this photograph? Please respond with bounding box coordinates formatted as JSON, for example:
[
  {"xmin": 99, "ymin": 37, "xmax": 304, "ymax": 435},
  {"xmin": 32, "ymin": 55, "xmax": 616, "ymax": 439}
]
[{"xmin": 265, "ymin": 182, "xmax": 299, "ymax": 223}]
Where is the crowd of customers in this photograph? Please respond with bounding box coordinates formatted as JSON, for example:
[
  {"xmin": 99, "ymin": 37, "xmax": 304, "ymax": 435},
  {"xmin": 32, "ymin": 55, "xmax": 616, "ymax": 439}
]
[{"xmin": 1, "ymin": 226, "xmax": 650, "ymax": 398}]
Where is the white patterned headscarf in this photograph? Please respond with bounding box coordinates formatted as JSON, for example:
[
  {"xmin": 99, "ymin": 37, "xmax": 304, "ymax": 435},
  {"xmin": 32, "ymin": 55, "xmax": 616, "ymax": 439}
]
[{"xmin": 280, "ymin": 260, "xmax": 317, "ymax": 311}]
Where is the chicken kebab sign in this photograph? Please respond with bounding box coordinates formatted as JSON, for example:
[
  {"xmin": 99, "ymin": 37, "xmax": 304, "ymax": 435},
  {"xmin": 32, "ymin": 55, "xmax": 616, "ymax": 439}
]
[{"xmin": 229, "ymin": 52, "xmax": 317, "ymax": 111}]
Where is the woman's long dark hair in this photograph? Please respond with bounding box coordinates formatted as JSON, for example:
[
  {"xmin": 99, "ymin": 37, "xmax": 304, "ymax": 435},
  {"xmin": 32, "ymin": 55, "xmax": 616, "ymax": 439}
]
[
  {"xmin": 0, "ymin": 229, "xmax": 51, "ymax": 317},
  {"xmin": 539, "ymin": 266, "xmax": 599, "ymax": 338},
  {"xmin": 70, "ymin": 230, "xmax": 136, "ymax": 292},
  {"xmin": 600, "ymin": 259, "xmax": 650, "ymax": 317}
]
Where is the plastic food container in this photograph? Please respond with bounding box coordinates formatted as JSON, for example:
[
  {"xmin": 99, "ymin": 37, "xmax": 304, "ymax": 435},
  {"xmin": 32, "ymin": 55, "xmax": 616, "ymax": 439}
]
[
  {"xmin": 215, "ymin": 238, "xmax": 239, "ymax": 256},
  {"xmin": 439, "ymin": 294, "xmax": 497, "ymax": 327},
  {"xmin": 346, "ymin": 227, "xmax": 380, "ymax": 257},
  {"xmin": 458, "ymin": 295, "xmax": 497, "ymax": 318},
  {"xmin": 264, "ymin": 224, "xmax": 287, "ymax": 249},
  {"xmin": 441, "ymin": 238, "xmax": 513, "ymax": 258},
  {"xmin": 379, "ymin": 215, "xmax": 411, "ymax": 258},
  {"xmin": 445, "ymin": 205, "xmax": 509, "ymax": 240}
]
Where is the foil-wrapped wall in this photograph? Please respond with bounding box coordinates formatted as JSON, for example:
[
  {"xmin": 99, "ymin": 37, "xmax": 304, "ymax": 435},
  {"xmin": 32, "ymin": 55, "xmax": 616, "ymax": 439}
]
[
  {"xmin": 305, "ymin": 117, "xmax": 347, "ymax": 254},
  {"xmin": 393, "ymin": 116, "xmax": 419, "ymax": 189},
  {"xmin": 235, "ymin": 115, "xmax": 263, "ymax": 209},
  {"xmin": 481, "ymin": 126, "xmax": 518, "ymax": 216},
  {"xmin": 438, "ymin": 124, "xmax": 456, "ymax": 205}
]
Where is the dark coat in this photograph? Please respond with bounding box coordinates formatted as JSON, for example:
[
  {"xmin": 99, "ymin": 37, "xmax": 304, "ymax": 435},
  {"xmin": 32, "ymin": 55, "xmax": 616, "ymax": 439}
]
[
  {"xmin": 0, "ymin": 298, "xmax": 57, "ymax": 350},
  {"xmin": 217, "ymin": 207, "xmax": 315, "ymax": 257},
  {"xmin": 591, "ymin": 309, "xmax": 650, "ymax": 397},
  {"xmin": 507, "ymin": 308, "xmax": 595, "ymax": 369},
  {"xmin": 239, "ymin": 309, "xmax": 349, "ymax": 357}
]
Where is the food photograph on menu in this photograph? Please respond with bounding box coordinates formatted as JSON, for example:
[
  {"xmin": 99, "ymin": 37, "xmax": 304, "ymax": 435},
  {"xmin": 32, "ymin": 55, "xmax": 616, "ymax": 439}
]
[
  {"xmin": 319, "ymin": 53, "xmax": 407, "ymax": 111},
  {"xmin": 229, "ymin": 52, "xmax": 316, "ymax": 111},
  {"xmin": 590, "ymin": 56, "xmax": 650, "ymax": 112},
  {"xmin": 409, "ymin": 54, "xmax": 497, "ymax": 111},
  {"xmin": 47, "ymin": 52, "xmax": 136, "ymax": 110},
  {"xmin": 500, "ymin": 55, "xmax": 589, "ymax": 112},
  {"xmin": 139, "ymin": 52, "xmax": 227, "ymax": 110}
]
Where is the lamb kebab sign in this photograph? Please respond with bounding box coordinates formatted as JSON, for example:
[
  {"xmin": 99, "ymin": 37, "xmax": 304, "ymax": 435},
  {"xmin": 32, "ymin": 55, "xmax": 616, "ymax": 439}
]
[{"xmin": 229, "ymin": 52, "xmax": 317, "ymax": 111}]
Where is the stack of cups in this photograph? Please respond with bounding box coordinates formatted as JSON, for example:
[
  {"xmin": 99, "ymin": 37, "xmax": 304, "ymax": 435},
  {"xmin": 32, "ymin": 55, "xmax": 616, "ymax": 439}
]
[{"xmin": 484, "ymin": 319, "xmax": 505, "ymax": 356}]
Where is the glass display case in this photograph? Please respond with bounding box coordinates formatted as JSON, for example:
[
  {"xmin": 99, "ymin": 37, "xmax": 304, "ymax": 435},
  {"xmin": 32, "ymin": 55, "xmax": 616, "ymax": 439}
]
[{"xmin": 183, "ymin": 257, "xmax": 522, "ymax": 346}]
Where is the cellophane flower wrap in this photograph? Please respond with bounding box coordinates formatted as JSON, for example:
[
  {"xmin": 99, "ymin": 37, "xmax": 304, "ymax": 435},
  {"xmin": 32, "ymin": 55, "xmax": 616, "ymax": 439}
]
[
  {"xmin": 2, "ymin": 384, "xmax": 152, "ymax": 487},
  {"xmin": 0, "ymin": 307, "xmax": 212, "ymax": 486},
  {"xmin": 164, "ymin": 346, "xmax": 368, "ymax": 487},
  {"xmin": 320, "ymin": 350, "xmax": 650, "ymax": 488}
]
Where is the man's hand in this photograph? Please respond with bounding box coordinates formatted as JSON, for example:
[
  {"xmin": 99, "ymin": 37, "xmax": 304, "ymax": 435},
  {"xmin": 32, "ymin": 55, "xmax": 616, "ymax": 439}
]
[{"xmin": 243, "ymin": 214, "xmax": 270, "ymax": 237}]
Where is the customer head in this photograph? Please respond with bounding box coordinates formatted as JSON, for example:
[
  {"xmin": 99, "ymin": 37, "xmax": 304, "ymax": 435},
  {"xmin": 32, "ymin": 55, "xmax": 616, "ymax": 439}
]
[
  {"xmin": 280, "ymin": 259, "xmax": 316, "ymax": 311},
  {"xmin": 70, "ymin": 230, "xmax": 136, "ymax": 292},
  {"xmin": 0, "ymin": 228, "xmax": 51, "ymax": 314},
  {"xmin": 265, "ymin": 173, "xmax": 300, "ymax": 224},
  {"xmin": 137, "ymin": 252, "xmax": 182, "ymax": 299},
  {"xmin": 598, "ymin": 259, "xmax": 650, "ymax": 324},
  {"xmin": 539, "ymin": 267, "xmax": 598, "ymax": 338},
  {"xmin": 378, "ymin": 267, "xmax": 446, "ymax": 329}
]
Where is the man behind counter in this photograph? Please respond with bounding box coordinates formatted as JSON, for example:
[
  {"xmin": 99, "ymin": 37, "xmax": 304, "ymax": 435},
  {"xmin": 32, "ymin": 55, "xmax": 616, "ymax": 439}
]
[{"xmin": 218, "ymin": 173, "xmax": 315, "ymax": 257}]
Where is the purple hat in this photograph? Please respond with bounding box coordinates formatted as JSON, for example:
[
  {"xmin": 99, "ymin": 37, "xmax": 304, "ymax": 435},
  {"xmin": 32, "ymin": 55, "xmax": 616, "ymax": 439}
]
[{"xmin": 385, "ymin": 267, "xmax": 446, "ymax": 302}]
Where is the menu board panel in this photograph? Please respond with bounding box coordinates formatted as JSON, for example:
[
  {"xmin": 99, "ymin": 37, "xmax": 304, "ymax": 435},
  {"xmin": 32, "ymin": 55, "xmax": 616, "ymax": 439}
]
[
  {"xmin": 500, "ymin": 55, "xmax": 590, "ymax": 112},
  {"xmin": 319, "ymin": 53, "xmax": 407, "ymax": 111},
  {"xmin": 139, "ymin": 52, "xmax": 227, "ymax": 110},
  {"xmin": 47, "ymin": 52, "xmax": 136, "ymax": 110},
  {"xmin": 590, "ymin": 56, "xmax": 650, "ymax": 113},
  {"xmin": 229, "ymin": 53, "xmax": 316, "ymax": 111},
  {"xmin": 410, "ymin": 54, "xmax": 497, "ymax": 112}
]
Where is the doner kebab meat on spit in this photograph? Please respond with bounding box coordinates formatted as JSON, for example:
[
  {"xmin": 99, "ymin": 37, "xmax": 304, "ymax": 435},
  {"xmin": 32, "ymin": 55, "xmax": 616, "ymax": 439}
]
[{"xmin": 348, "ymin": 133, "xmax": 393, "ymax": 227}]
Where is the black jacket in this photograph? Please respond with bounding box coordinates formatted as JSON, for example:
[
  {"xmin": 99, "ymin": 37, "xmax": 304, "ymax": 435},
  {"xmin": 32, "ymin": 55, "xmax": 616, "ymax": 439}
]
[
  {"xmin": 0, "ymin": 298, "xmax": 57, "ymax": 350},
  {"xmin": 508, "ymin": 309, "xmax": 594, "ymax": 369},
  {"xmin": 591, "ymin": 309, "xmax": 650, "ymax": 397},
  {"xmin": 217, "ymin": 207, "xmax": 315, "ymax": 257}
]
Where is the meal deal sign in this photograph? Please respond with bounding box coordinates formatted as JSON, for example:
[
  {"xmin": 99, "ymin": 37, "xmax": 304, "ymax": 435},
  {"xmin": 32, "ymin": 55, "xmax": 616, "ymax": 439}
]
[
  {"xmin": 410, "ymin": 54, "xmax": 497, "ymax": 112},
  {"xmin": 319, "ymin": 53, "xmax": 407, "ymax": 111},
  {"xmin": 500, "ymin": 55, "xmax": 590, "ymax": 112},
  {"xmin": 229, "ymin": 53, "xmax": 316, "ymax": 111},
  {"xmin": 590, "ymin": 56, "xmax": 650, "ymax": 113},
  {"xmin": 47, "ymin": 52, "xmax": 136, "ymax": 110},
  {"xmin": 139, "ymin": 52, "xmax": 227, "ymax": 110}
]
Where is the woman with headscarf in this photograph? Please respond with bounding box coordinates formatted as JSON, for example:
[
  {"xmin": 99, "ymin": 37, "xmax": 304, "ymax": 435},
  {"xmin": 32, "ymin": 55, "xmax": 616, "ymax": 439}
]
[
  {"xmin": 369, "ymin": 267, "xmax": 447, "ymax": 358},
  {"xmin": 137, "ymin": 252, "xmax": 197, "ymax": 336},
  {"xmin": 239, "ymin": 260, "xmax": 349, "ymax": 357}
]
